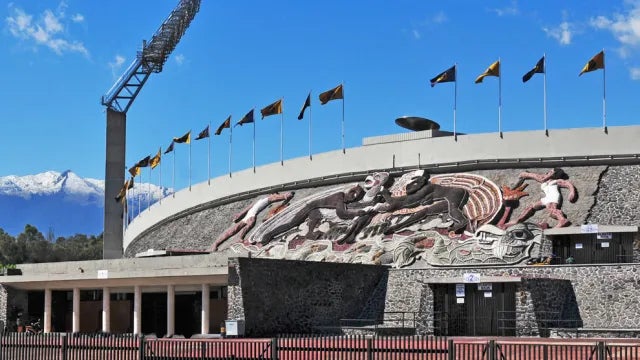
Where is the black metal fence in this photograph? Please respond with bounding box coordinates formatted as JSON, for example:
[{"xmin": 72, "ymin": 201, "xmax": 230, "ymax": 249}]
[{"xmin": 1, "ymin": 333, "xmax": 640, "ymax": 360}]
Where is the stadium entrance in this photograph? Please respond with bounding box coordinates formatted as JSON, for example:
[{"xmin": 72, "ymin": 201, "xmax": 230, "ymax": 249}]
[{"xmin": 433, "ymin": 282, "xmax": 516, "ymax": 336}]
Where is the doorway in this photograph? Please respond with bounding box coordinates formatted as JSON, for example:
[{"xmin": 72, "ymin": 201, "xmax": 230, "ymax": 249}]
[{"xmin": 433, "ymin": 282, "xmax": 516, "ymax": 336}]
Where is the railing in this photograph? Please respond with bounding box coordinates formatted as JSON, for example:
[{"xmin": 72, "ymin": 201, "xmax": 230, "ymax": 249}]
[
  {"xmin": 340, "ymin": 311, "xmax": 418, "ymax": 330},
  {"xmin": 2, "ymin": 333, "xmax": 640, "ymax": 359},
  {"xmin": 432, "ymin": 311, "xmax": 584, "ymax": 337}
]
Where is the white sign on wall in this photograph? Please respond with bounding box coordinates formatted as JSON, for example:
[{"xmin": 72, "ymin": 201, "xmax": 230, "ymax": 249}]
[
  {"xmin": 575, "ymin": 243, "xmax": 583, "ymax": 249},
  {"xmin": 581, "ymin": 224, "xmax": 599, "ymax": 233},
  {"xmin": 456, "ymin": 284, "xmax": 465, "ymax": 297},
  {"xmin": 97, "ymin": 270, "xmax": 109, "ymax": 279},
  {"xmin": 597, "ymin": 233, "xmax": 612, "ymax": 240},
  {"xmin": 463, "ymin": 273, "xmax": 481, "ymax": 283}
]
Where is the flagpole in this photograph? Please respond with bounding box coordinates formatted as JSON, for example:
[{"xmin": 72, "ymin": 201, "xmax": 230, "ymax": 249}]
[
  {"xmin": 253, "ymin": 112, "xmax": 256, "ymax": 173},
  {"xmin": 208, "ymin": 123, "xmax": 211, "ymax": 185},
  {"xmin": 309, "ymin": 92, "xmax": 313, "ymax": 160},
  {"xmin": 603, "ymin": 49, "xmax": 607, "ymax": 132},
  {"xmin": 544, "ymin": 54, "xmax": 548, "ymax": 136},
  {"xmin": 189, "ymin": 132, "xmax": 192, "ymax": 191},
  {"xmin": 138, "ymin": 173, "xmax": 141, "ymax": 216},
  {"xmin": 454, "ymin": 64, "xmax": 458, "ymax": 141},
  {"xmin": 147, "ymin": 168, "xmax": 151, "ymax": 211},
  {"xmin": 172, "ymin": 149, "xmax": 176, "ymax": 198},
  {"xmin": 498, "ymin": 57, "xmax": 503, "ymax": 138},
  {"xmin": 159, "ymin": 154, "xmax": 162, "ymax": 204},
  {"xmin": 341, "ymin": 82, "xmax": 345, "ymax": 154},
  {"xmin": 229, "ymin": 122, "xmax": 233, "ymax": 177},
  {"xmin": 280, "ymin": 98, "xmax": 284, "ymax": 166}
]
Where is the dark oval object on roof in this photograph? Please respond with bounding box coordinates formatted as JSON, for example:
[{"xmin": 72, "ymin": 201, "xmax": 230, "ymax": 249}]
[{"xmin": 395, "ymin": 116, "xmax": 440, "ymax": 131}]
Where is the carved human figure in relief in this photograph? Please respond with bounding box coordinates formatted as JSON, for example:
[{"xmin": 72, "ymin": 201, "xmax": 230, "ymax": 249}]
[
  {"xmin": 373, "ymin": 172, "xmax": 470, "ymax": 233},
  {"xmin": 209, "ymin": 192, "xmax": 294, "ymax": 251},
  {"xmin": 507, "ymin": 168, "xmax": 577, "ymax": 228},
  {"xmin": 257, "ymin": 185, "xmax": 367, "ymax": 245}
]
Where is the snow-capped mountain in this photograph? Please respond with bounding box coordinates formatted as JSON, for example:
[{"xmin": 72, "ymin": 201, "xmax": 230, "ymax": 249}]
[{"xmin": 0, "ymin": 170, "xmax": 170, "ymax": 237}]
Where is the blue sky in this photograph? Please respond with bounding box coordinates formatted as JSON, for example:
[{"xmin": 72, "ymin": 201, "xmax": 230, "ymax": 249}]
[{"xmin": 2, "ymin": 0, "xmax": 640, "ymax": 192}]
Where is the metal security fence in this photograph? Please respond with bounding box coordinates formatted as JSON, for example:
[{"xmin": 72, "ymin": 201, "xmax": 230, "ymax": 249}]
[{"xmin": 1, "ymin": 333, "xmax": 640, "ymax": 360}]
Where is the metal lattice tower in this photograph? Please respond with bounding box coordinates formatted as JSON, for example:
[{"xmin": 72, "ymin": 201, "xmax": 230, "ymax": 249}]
[{"xmin": 102, "ymin": 0, "xmax": 201, "ymax": 259}]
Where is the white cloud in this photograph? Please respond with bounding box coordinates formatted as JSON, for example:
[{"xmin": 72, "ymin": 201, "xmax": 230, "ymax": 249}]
[
  {"xmin": 108, "ymin": 55, "xmax": 126, "ymax": 77},
  {"xmin": 543, "ymin": 21, "xmax": 573, "ymax": 45},
  {"xmin": 591, "ymin": 3, "xmax": 640, "ymax": 56},
  {"xmin": 410, "ymin": 11, "xmax": 447, "ymax": 40},
  {"xmin": 630, "ymin": 67, "xmax": 640, "ymax": 80},
  {"xmin": 492, "ymin": 1, "xmax": 519, "ymax": 17},
  {"xmin": 5, "ymin": 2, "xmax": 88, "ymax": 56},
  {"xmin": 431, "ymin": 11, "xmax": 447, "ymax": 24},
  {"xmin": 71, "ymin": 14, "xmax": 84, "ymax": 23},
  {"xmin": 174, "ymin": 53, "xmax": 185, "ymax": 65}
]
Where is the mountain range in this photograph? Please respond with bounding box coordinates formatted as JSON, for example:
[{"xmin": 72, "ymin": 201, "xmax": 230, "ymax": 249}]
[{"xmin": 0, "ymin": 170, "xmax": 169, "ymax": 237}]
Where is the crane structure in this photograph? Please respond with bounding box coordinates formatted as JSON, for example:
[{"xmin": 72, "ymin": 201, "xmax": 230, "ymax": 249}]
[{"xmin": 101, "ymin": 0, "xmax": 201, "ymax": 259}]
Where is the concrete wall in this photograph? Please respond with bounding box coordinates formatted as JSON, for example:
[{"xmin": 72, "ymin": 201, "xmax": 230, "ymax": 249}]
[
  {"xmin": 124, "ymin": 126, "xmax": 640, "ymax": 252},
  {"xmin": 227, "ymin": 257, "xmax": 387, "ymax": 337}
]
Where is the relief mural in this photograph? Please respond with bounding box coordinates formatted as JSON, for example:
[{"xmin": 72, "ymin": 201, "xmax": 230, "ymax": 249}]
[{"xmin": 212, "ymin": 168, "xmax": 577, "ymax": 268}]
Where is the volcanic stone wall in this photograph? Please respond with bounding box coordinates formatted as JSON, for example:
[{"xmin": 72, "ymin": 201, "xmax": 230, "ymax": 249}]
[
  {"xmin": 384, "ymin": 263, "xmax": 640, "ymax": 336},
  {"xmin": 226, "ymin": 257, "xmax": 387, "ymax": 337}
]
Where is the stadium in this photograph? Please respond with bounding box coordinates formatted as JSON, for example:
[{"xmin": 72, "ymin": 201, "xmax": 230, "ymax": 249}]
[
  {"xmin": 2, "ymin": 121, "xmax": 640, "ymax": 339},
  {"xmin": 2, "ymin": 0, "xmax": 640, "ymax": 346}
]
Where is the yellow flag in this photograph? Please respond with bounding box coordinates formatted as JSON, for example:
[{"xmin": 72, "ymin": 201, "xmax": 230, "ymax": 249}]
[
  {"xmin": 128, "ymin": 166, "xmax": 140, "ymax": 177},
  {"xmin": 173, "ymin": 131, "xmax": 191, "ymax": 144},
  {"xmin": 475, "ymin": 60, "xmax": 500, "ymax": 84},
  {"xmin": 260, "ymin": 99, "xmax": 283, "ymax": 119},
  {"xmin": 150, "ymin": 148, "xmax": 161, "ymax": 169},
  {"xmin": 579, "ymin": 51, "xmax": 604, "ymax": 76}
]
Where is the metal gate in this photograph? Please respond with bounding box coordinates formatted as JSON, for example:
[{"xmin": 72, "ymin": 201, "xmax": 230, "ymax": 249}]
[{"xmin": 434, "ymin": 282, "xmax": 516, "ymax": 336}]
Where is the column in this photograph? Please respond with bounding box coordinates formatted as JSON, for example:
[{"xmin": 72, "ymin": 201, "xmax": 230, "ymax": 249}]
[
  {"xmin": 43, "ymin": 289, "xmax": 52, "ymax": 333},
  {"xmin": 167, "ymin": 285, "xmax": 175, "ymax": 336},
  {"xmin": 133, "ymin": 285, "xmax": 142, "ymax": 336},
  {"xmin": 201, "ymin": 284, "xmax": 210, "ymax": 334},
  {"xmin": 72, "ymin": 288, "xmax": 80, "ymax": 333},
  {"xmin": 102, "ymin": 287, "xmax": 111, "ymax": 333}
]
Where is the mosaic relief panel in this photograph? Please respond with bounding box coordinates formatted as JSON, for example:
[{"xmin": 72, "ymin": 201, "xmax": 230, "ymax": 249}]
[{"xmin": 212, "ymin": 168, "xmax": 577, "ymax": 268}]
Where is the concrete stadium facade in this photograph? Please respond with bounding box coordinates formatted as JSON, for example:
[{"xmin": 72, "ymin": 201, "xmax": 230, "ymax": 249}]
[{"xmin": 3, "ymin": 125, "xmax": 640, "ymax": 338}]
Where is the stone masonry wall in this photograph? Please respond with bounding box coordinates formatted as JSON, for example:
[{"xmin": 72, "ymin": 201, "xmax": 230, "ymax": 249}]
[
  {"xmin": 587, "ymin": 165, "xmax": 640, "ymax": 225},
  {"xmin": 227, "ymin": 257, "xmax": 387, "ymax": 337},
  {"xmin": 385, "ymin": 264, "xmax": 640, "ymax": 335}
]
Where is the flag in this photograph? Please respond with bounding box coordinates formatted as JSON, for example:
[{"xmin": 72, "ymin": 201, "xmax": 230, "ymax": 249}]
[
  {"xmin": 475, "ymin": 60, "xmax": 500, "ymax": 84},
  {"xmin": 195, "ymin": 125, "xmax": 210, "ymax": 140},
  {"xmin": 150, "ymin": 148, "xmax": 161, "ymax": 169},
  {"xmin": 135, "ymin": 155, "xmax": 151, "ymax": 168},
  {"xmin": 260, "ymin": 99, "xmax": 283, "ymax": 119},
  {"xmin": 522, "ymin": 56, "xmax": 545, "ymax": 83},
  {"xmin": 164, "ymin": 141, "xmax": 175, "ymax": 154},
  {"xmin": 128, "ymin": 165, "xmax": 140, "ymax": 177},
  {"xmin": 173, "ymin": 131, "xmax": 191, "ymax": 144},
  {"xmin": 579, "ymin": 50, "xmax": 605, "ymax": 76},
  {"xmin": 430, "ymin": 65, "xmax": 456, "ymax": 87},
  {"xmin": 215, "ymin": 116, "xmax": 231, "ymax": 135},
  {"xmin": 235, "ymin": 109, "xmax": 254, "ymax": 126},
  {"xmin": 115, "ymin": 179, "xmax": 129, "ymax": 203},
  {"xmin": 298, "ymin": 93, "xmax": 311, "ymax": 120},
  {"xmin": 319, "ymin": 84, "xmax": 343, "ymax": 105}
]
